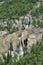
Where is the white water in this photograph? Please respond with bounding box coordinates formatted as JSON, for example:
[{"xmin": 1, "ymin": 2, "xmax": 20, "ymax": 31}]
[{"xmin": 18, "ymin": 45, "xmax": 24, "ymax": 55}]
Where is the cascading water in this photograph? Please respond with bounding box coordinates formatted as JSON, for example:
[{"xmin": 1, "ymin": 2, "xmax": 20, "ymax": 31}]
[
  {"xmin": 22, "ymin": 16, "xmax": 30, "ymax": 29},
  {"xmin": 18, "ymin": 43, "xmax": 24, "ymax": 55}
]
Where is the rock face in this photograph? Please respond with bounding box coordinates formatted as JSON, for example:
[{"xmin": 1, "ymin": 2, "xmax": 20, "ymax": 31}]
[
  {"xmin": 0, "ymin": 15, "xmax": 42, "ymax": 54},
  {"xmin": 0, "ymin": 32, "xmax": 18, "ymax": 54},
  {"xmin": 0, "ymin": 15, "xmax": 32, "ymax": 54},
  {"xmin": 18, "ymin": 15, "xmax": 32, "ymax": 30},
  {"xmin": 0, "ymin": 29, "xmax": 43, "ymax": 56},
  {"xmin": 0, "ymin": 29, "xmax": 39, "ymax": 54}
]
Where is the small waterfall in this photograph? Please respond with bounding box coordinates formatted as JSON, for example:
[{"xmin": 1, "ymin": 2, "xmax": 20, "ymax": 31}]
[
  {"xmin": 18, "ymin": 43, "xmax": 24, "ymax": 55},
  {"xmin": 22, "ymin": 16, "xmax": 30, "ymax": 29},
  {"xmin": 17, "ymin": 40, "xmax": 24, "ymax": 56}
]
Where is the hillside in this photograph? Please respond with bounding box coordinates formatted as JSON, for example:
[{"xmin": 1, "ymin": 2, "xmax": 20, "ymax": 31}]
[
  {"xmin": 0, "ymin": 0, "xmax": 43, "ymax": 53},
  {"xmin": 0, "ymin": 0, "xmax": 41, "ymax": 18},
  {"xmin": 0, "ymin": 0, "xmax": 43, "ymax": 65},
  {"xmin": 0, "ymin": 39, "xmax": 43, "ymax": 65}
]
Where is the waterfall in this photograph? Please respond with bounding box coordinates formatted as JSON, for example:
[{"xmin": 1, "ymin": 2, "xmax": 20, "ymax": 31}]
[{"xmin": 18, "ymin": 43, "xmax": 24, "ymax": 55}]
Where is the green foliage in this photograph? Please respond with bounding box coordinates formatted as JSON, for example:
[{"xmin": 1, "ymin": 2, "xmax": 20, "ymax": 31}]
[
  {"xmin": 0, "ymin": 20, "xmax": 18, "ymax": 33},
  {"xmin": 31, "ymin": 2, "xmax": 43, "ymax": 18},
  {"xmin": 42, "ymin": 35, "xmax": 43, "ymax": 40},
  {"xmin": 31, "ymin": 8, "xmax": 40, "ymax": 18},
  {"xmin": 35, "ymin": 20, "xmax": 43, "ymax": 28},
  {"xmin": 38, "ymin": 21, "xmax": 43, "ymax": 28},
  {"xmin": 32, "ymin": 19, "xmax": 36, "ymax": 26},
  {"xmin": 32, "ymin": 18, "xmax": 43, "ymax": 28},
  {"xmin": 0, "ymin": 0, "xmax": 40, "ymax": 18},
  {"xmin": 0, "ymin": 25, "xmax": 4, "ymax": 30}
]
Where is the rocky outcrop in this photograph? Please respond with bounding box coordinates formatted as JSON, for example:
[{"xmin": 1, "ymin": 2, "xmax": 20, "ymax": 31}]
[{"xmin": 0, "ymin": 29, "xmax": 37, "ymax": 54}]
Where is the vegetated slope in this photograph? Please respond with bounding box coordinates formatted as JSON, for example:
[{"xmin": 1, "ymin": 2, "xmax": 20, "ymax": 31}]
[
  {"xmin": 19, "ymin": 40, "xmax": 43, "ymax": 65},
  {"xmin": 0, "ymin": 0, "xmax": 41, "ymax": 18},
  {"xmin": 31, "ymin": 2, "xmax": 43, "ymax": 18},
  {"xmin": 0, "ymin": 39, "xmax": 43, "ymax": 65}
]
